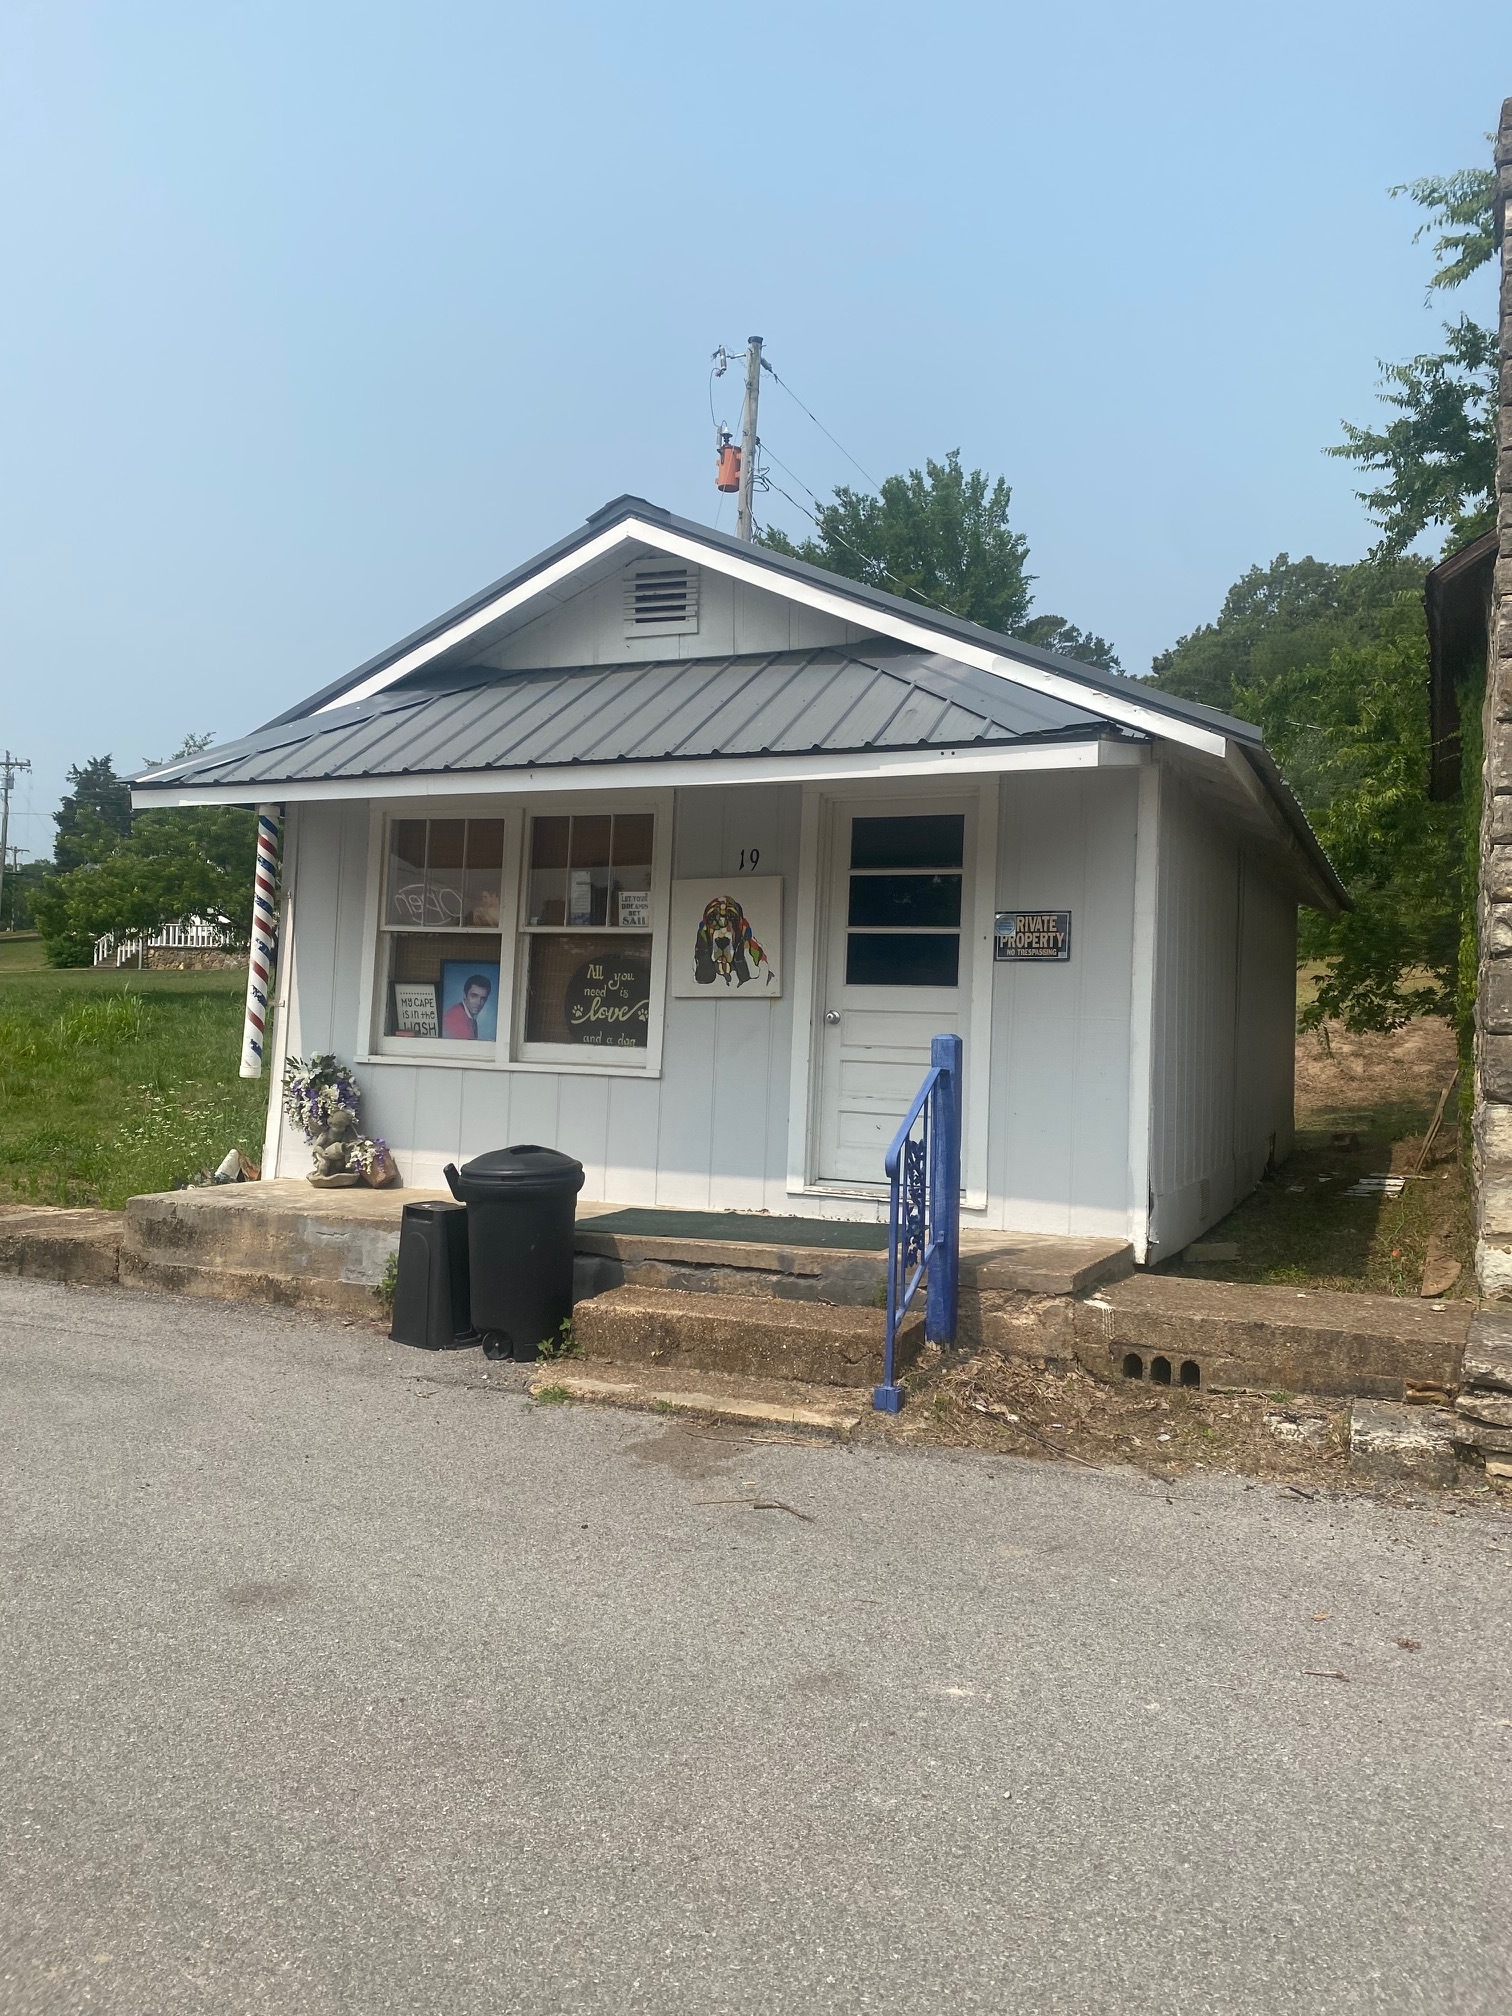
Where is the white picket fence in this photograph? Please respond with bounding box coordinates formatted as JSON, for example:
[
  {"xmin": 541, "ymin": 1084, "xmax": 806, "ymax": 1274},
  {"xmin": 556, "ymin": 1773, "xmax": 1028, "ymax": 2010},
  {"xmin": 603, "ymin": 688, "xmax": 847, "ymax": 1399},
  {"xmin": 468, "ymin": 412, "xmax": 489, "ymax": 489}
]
[{"xmin": 92, "ymin": 916, "xmax": 241, "ymax": 968}]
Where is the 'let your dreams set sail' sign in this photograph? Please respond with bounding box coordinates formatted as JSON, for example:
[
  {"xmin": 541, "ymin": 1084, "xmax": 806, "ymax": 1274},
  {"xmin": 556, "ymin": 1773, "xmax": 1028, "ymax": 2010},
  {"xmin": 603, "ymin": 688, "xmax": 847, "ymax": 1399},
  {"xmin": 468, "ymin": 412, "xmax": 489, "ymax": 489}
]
[{"xmin": 994, "ymin": 910, "xmax": 1072, "ymax": 962}]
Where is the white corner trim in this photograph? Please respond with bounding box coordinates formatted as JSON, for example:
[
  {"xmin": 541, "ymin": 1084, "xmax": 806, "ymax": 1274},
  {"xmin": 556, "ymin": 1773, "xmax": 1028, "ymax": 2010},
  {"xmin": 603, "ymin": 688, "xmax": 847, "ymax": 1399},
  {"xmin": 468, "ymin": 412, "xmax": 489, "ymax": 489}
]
[
  {"xmin": 960, "ymin": 776, "xmax": 998, "ymax": 1211},
  {"xmin": 1125, "ymin": 759, "xmax": 1161, "ymax": 1261},
  {"xmin": 785, "ymin": 785, "xmax": 825, "ymax": 1194}
]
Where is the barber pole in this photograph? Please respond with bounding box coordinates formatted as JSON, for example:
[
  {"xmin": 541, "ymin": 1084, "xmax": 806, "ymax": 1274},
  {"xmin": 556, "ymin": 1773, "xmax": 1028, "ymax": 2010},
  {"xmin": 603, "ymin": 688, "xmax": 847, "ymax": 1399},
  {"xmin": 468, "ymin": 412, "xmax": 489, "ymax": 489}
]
[{"xmin": 239, "ymin": 805, "xmax": 283, "ymax": 1079}]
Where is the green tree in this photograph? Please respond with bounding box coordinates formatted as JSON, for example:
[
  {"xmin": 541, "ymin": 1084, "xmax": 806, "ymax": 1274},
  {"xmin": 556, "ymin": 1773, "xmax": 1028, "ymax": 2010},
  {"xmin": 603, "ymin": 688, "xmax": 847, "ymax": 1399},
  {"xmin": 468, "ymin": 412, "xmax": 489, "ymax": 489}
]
[
  {"xmin": 34, "ymin": 805, "xmax": 257, "ymax": 967},
  {"xmin": 761, "ymin": 449, "xmax": 1121, "ymax": 667},
  {"xmin": 763, "ymin": 451, "xmax": 1034, "ymax": 633},
  {"xmin": 1330, "ymin": 166, "xmax": 1498, "ymax": 554},
  {"xmin": 1016, "ymin": 615, "xmax": 1123, "ymax": 674},
  {"xmin": 1147, "ymin": 552, "xmax": 1422, "ymax": 716},
  {"xmin": 53, "ymin": 755, "xmax": 133, "ymax": 871},
  {"xmin": 1235, "ymin": 594, "xmax": 1458, "ymax": 1031},
  {"xmin": 34, "ymin": 737, "xmax": 253, "ymax": 966}
]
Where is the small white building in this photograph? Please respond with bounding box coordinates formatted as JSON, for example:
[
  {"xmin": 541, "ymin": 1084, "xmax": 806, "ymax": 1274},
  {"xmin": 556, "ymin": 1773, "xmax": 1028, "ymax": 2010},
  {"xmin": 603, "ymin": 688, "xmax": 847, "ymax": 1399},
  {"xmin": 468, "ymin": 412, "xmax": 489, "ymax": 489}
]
[{"xmin": 134, "ymin": 496, "xmax": 1344, "ymax": 1260}]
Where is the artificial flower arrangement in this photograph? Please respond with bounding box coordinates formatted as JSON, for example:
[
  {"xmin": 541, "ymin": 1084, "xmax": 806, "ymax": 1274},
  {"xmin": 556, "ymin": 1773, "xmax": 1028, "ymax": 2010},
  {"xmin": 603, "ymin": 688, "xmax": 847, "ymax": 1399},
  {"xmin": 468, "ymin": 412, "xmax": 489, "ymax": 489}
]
[{"xmin": 281, "ymin": 1054, "xmax": 399, "ymax": 1187}]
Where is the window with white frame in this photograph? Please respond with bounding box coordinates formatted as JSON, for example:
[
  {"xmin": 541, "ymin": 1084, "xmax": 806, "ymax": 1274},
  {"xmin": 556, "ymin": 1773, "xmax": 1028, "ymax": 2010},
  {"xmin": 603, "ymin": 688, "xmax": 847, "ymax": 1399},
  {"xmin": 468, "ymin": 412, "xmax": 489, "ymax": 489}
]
[
  {"xmin": 518, "ymin": 811, "xmax": 654, "ymax": 1054},
  {"xmin": 378, "ymin": 818, "xmax": 506, "ymax": 1043}
]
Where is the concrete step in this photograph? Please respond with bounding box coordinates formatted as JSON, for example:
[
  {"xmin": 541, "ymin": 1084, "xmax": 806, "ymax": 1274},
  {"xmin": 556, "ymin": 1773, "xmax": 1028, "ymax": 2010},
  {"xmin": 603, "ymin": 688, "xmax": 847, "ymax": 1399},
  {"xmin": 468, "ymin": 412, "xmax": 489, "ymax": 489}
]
[
  {"xmin": 527, "ymin": 1364, "xmax": 869, "ymax": 1436},
  {"xmin": 1077, "ymin": 1276, "xmax": 1471, "ymax": 1400},
  {"xmin": 575, "ymin": 1218, "xmax": 1132, "ymax": 1309},
  {"xmin": 120, "ymin": 1182, "xmax": 402, "ymax": 1318},
  {"xmin": 572, "ymin": 1285, "xmax": 921, "ymax": 1389},
  {"xmin": 0, "ymin": 1206, "xmax": 123, "ymax": 1287}
]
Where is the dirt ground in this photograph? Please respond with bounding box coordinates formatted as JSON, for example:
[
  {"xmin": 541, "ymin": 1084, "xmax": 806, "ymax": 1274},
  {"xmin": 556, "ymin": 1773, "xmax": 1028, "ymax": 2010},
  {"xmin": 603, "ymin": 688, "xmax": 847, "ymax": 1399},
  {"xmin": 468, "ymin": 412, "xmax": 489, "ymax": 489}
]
[
  {"xmin": 1292, "ymin": 1015, "xmax": 1458, "ymax": 1130},
  {"xmin": 1169, "ymin": 1015, "xmax": 1469, "ymax": 1299}
]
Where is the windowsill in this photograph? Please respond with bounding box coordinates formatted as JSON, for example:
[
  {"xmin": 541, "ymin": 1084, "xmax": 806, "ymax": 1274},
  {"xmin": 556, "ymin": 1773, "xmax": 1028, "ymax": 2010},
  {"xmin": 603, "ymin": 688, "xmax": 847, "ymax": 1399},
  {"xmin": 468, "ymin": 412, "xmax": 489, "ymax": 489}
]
[{"xmin": 358, "ymin": 1052, "xmax": 662, "ymax": 1080}]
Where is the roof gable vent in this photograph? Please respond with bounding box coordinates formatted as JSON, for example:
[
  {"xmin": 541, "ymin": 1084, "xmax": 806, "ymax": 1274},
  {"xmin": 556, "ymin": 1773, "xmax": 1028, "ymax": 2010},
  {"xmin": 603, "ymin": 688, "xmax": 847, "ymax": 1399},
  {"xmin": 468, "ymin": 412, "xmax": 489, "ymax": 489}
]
[{"xmin": 624, "ymin": 561, "xmax": 699, "ymax": 638}]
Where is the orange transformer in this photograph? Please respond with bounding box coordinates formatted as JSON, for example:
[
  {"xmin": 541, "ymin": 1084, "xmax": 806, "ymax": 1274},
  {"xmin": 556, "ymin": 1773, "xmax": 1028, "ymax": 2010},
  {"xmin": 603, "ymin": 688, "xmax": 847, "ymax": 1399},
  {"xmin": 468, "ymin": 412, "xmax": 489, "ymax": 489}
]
[{"xmin": 715, "ymin": 440, "xmax": 741, "ymax": 493}]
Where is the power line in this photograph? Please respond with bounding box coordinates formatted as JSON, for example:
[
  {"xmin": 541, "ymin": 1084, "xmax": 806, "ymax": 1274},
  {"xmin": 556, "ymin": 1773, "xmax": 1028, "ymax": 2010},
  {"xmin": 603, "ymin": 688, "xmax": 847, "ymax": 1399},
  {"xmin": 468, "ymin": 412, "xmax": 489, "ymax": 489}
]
[
  {"xmin": 760, "ymin": 471, "xmax": 969, "ymax": 624},
  {"xmin": 763, "ymin": 363, "xmax": 883, "ymax": 495}
]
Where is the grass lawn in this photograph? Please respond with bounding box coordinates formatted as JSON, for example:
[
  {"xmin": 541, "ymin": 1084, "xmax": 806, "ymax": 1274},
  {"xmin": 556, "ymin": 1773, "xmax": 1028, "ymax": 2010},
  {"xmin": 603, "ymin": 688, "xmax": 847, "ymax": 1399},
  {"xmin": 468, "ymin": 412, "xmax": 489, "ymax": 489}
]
[{"xmin": 0, "ymin": 935, "xmax": 267, "ymax": 1209}]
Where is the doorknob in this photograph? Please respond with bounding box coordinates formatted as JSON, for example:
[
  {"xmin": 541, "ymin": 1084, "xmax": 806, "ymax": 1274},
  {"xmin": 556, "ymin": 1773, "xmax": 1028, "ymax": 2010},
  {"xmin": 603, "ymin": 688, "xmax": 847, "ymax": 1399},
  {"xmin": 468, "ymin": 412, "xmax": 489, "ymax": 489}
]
[{"xmin": 824, "ymin": 1009, "xmax": 841, "ymax": 1025}]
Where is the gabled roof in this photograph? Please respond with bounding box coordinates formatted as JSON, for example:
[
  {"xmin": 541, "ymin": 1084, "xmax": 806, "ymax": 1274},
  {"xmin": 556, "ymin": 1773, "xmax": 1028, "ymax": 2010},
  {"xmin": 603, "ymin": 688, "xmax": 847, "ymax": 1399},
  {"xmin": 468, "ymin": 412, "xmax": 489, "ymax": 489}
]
[
  {"xmin": 140, "ymin": 641, "xmax": 1121, "ymax": 793},
  {"xmin": 255, "ymin": 492, "xmax": 1262, "ymax": 752},
  {"xmin": 132, "ymin": 492, "xmax": 1346, "ymax": 909}
]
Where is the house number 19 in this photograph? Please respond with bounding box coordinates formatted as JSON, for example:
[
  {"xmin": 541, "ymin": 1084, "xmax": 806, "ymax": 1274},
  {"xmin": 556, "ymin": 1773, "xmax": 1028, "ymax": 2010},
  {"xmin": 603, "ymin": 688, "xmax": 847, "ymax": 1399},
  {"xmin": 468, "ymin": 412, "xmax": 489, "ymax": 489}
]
[{"xmin": 738, "ymin": 848, "xmax": 760, "ymax": 871}]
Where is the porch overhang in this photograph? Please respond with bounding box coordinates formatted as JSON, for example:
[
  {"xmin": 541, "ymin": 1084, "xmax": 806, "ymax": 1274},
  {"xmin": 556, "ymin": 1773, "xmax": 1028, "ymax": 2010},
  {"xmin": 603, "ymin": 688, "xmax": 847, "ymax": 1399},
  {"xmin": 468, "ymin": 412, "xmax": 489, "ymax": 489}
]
[{"xmin": 131, "ymin": 732, "xmax": 1145, "ymax": 809}]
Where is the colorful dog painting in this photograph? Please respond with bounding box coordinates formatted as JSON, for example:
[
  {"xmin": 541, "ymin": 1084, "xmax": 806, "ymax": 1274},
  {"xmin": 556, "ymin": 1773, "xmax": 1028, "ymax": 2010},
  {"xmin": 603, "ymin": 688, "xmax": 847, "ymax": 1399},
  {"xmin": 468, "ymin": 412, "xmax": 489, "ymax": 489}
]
[{"xmin": 692, "ymin": 893, "xmax": 773, "ymax": 988}]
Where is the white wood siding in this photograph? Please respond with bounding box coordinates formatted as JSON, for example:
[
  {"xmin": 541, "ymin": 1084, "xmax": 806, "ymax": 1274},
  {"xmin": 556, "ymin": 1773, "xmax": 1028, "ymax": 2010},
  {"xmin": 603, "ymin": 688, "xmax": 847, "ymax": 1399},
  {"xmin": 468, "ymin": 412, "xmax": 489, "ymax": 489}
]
[
  {"xmin": 270, "ymin": 786, "xmax": 802, "ymax": 1207},
  {"xmin": 1147, "ymin": 764, "xmax": 1297, "ymax": 1257},
  {"xmin": 480, "ymin": 564, "xmax": 873, "ymax": 669},
  {"xmin": 987, "ymin": 768, "xmax": 1139, "ymax": 1237}
]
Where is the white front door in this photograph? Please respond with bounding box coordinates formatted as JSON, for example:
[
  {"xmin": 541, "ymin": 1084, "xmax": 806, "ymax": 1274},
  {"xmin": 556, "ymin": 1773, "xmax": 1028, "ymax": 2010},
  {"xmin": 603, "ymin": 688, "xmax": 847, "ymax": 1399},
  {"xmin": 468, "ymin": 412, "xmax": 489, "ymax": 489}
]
[{"xmin": 815, "ymin": 797, "xmax": 973, "ymax": 1186}]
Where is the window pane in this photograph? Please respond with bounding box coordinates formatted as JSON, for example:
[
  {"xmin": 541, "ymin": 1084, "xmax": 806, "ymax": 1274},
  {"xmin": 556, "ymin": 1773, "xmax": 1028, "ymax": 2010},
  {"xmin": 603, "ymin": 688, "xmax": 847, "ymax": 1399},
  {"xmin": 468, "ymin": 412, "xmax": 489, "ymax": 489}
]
[
  {"xmin": 845, "ymin": 931, "xmax": 959, "ymax": 987},
  {"xmin": 610, "ymin": 812, "xmax": 654, "ymax": 922},
  {"xmin": 462, "ymin": 819, "xmax": 505, "ymax": 928},
  {"xmin": 528, "ymin": 815, "xmax": 570, "ymax": 925},
  {"xmin": 424, "ymin": 820, "xmax": 466, "ymax": 927},
  {"xmin": 850, "ymin": 814, "xmax": 964, "ymax": 870},
  {"xmin": 387, "ymin": 821, "xmax": 428, "ymax": 927},
  {"xmin": 383, "ymin": 932, "xmax": 502, "ymax": 1039},
  {"xmin": 847, "ymin": 873, "xmax": 962, "ymax": 929},
  {"xmin": 568, "ymin": 815, "xmax": 612, "ymax": 927},
  {"xmin": 612, "ymin": 813, "xmax": 654, "ymax": 869},
  {"xmin": 525, "ymin": 932, "xmax": 651, "ymax": 1048}
]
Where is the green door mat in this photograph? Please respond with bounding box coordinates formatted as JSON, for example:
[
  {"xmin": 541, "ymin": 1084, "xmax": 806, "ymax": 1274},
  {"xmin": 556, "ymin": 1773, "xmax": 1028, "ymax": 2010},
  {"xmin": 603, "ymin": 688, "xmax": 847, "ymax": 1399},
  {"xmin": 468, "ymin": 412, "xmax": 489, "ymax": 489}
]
[{"xmin": 580, "ymin": 1209, "xmax": 889, "ymax": 1251}]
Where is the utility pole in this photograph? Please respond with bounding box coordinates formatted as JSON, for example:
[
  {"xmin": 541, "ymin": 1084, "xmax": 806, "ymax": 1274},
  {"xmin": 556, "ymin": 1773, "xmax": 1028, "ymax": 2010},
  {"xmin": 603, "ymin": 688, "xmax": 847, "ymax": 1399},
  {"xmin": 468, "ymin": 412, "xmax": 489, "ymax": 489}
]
[
  {"xmin": 0, "ymin": 751, "xmax": 32, "ymax": 933},
  {"xmin": 736, "ymin": 335, "xmax": 764, "ymax": 543}
]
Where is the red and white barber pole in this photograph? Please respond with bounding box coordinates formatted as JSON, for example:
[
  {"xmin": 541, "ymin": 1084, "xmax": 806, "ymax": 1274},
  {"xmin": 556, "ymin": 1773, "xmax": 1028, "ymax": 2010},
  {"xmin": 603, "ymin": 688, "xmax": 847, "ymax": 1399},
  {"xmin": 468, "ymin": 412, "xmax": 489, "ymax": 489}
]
[{"xmin": 239, "ymin": 805, "xmax": 283, "ymax": 1079}]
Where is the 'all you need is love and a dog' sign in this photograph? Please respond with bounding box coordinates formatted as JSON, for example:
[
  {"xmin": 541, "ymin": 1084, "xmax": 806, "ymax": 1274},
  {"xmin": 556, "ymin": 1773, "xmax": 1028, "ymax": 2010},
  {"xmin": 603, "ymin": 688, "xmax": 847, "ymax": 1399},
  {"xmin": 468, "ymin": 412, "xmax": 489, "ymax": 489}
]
[{"xmin": 670, "ymin": 878, "xmax": 783, "ymax": 998}]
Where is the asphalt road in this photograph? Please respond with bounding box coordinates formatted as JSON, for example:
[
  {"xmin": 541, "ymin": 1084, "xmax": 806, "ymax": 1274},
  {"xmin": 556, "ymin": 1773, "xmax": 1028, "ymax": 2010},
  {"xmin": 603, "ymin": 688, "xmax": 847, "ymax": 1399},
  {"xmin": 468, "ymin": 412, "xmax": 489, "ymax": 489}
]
[{"xmin": 2, "ymin": 1276, "xmax": 1510, "ymax": 2015}]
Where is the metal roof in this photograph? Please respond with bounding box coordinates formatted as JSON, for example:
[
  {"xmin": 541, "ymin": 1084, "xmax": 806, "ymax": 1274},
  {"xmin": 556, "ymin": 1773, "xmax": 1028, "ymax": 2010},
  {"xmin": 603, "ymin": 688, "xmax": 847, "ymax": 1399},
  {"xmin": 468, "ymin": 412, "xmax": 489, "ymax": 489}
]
[
  {"xmin": 257, "ymin": 492, "xmax": 1269, "ymax": 748},
  {"xmin": 130, "ymin": 492, "xmax": 1346, "ymax": 910},
  {"xmin": 140, "ymin": 641, "xmax": 1121, "ymax": 790}
]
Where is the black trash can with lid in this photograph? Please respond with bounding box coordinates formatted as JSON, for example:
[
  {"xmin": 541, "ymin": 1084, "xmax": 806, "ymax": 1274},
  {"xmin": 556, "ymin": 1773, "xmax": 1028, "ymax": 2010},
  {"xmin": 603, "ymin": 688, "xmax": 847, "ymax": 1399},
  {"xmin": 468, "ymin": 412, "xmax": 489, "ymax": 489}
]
[{"xmin": 443, "ymin": 1145, "xmax": 585, "ymax": 1361}]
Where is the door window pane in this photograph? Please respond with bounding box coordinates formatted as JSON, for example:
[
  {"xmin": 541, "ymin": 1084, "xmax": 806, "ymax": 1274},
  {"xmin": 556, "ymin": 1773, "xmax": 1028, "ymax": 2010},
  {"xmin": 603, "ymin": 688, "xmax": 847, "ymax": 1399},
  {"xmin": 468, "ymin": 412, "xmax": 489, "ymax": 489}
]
[
  {"xmin": 850, "ymin": 814, "xmax": 964, "ymax": 871},
  {"xmin": 847, "ymin": 873, "xmax": 962, "ymax": 929},
  {"xmin": 845, "ymin": 932, "xmax": 960, "ymax": 988}
]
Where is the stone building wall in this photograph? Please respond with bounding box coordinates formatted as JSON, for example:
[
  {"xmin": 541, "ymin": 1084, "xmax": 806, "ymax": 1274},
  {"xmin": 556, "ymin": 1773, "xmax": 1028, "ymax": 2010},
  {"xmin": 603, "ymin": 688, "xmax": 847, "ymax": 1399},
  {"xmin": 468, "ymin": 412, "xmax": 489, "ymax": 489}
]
[{"xmin": 1475, "ymin": 100, "xmax": 1512, "ymax": 1297}]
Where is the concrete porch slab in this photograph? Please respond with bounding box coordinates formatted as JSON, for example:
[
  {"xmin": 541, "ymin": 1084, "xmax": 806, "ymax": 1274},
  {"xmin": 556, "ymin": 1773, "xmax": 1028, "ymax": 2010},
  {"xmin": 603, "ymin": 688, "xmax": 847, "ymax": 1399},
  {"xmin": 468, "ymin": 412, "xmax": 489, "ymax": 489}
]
[{"xmin": 0, "ymin": 1205, "xmax": 123, "ymax": 1287}]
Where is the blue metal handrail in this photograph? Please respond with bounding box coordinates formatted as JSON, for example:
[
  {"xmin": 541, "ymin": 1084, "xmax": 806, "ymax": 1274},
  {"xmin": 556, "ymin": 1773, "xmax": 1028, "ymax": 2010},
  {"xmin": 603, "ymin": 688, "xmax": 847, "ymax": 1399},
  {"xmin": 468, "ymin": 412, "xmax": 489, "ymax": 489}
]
[{"xmin": 874, "ymin": 1033, "xmax": 963, "ymax": 1413}]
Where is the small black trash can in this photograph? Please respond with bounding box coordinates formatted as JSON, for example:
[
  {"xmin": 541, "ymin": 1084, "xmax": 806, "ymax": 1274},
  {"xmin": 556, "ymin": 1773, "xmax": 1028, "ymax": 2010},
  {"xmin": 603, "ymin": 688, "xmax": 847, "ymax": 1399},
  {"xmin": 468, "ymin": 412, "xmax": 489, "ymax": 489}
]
[
  {"xmin": 443, "ymin": 1145, "xmax": 585, "ymax": 1361},
  {"xmin": 389, "ymin": 1199, "xmax": 473, "ymax": 1350}
]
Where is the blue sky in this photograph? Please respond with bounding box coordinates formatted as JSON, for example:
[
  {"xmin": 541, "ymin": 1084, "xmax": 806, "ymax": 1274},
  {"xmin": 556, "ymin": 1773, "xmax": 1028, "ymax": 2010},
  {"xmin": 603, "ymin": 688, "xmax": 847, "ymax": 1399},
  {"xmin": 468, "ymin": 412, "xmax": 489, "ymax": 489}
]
[{"xmin": 0, "ymin": 0, "xmax": 1507, "ymax": 864}]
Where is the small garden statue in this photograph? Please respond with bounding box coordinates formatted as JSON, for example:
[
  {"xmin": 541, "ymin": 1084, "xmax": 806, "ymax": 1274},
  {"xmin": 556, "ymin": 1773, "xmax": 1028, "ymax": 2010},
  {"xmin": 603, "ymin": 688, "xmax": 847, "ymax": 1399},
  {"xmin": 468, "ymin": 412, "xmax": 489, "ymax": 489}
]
[{"xmin": 282, "ymin": 1054, "xmax": 399, "ymax": 1188}]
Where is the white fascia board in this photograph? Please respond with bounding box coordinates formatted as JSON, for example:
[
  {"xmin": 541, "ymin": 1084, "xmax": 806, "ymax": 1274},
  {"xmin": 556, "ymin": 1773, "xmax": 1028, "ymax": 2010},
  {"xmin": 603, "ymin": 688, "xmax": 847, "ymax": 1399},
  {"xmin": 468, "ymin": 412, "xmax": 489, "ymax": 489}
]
[
  {"xmin": 315, "ymin": 521, "xmax": 642, "ymax": 713},
  {"xmin": 1219, "ymin": 742, "xmax": 1342, "ymax": 915},
  {"xmin": 310, "ymin": 511, "xmax": 1230, "ymax": 760},
  {"xmin": 131, "ymin": 737, "xmax": 1131, "ymax": 811}
]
